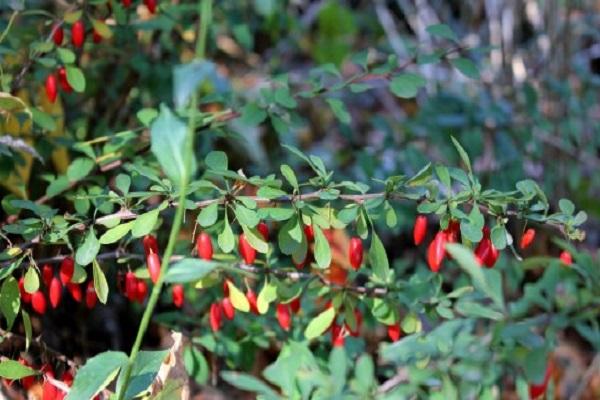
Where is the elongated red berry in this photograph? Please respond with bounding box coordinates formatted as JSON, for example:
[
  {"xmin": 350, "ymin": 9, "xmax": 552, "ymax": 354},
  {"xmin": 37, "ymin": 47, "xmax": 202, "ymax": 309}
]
[
  {"xmin": 45, "ymin": 74, "xmax": 57, "ymax": 103},
  {"xmin": 485, "ymin": 244, "xmax": 499, "ymax": 268},
  {"xmin": 209, "ymin": 302, "xmax": 222, "ymax": 332},
  {"xmin": 32, "ymin": 291, "xmax": 47, "ymax": 314},
  {"xmin": 135, "ymin": 280, "xmax": 148, "ymax": 303},
  {"xmin": 246, "ymin": 289, "xmax": 258, "ymax": 314},
  {"xmin": 276, "ymin": 303, "xmax": 291, "ymax": 331},
  {"xmin": 289, "ymin": 297, "xmax": 301, "ymax": 314},
  {"xmin": 59, "ymin": 257, "xmax": 74, "ymax": 285},
  {"xmin": 520, "ymin": 228, "xmax": 536, "ymax": 249},
  {"xmin": 85, "ymin": 281, "xmax": 97, "ymax": 309},
  {"xmin": 57, "ymin": 67, "xmax": 72, "ymax": 93},
  {"xmin": 413, "ymin": 215, "xmax": 427, "ymax": 245},
  {"xmin": 18, "ymin": 277, "xmax": 32, "ymax": 303},
  {"xmin": 348, "ymin": 237, "xmax": 363, "ymax": 270},
  {"xmin": 42, "ymin": 378, "xmax": 58, "ymax": 400},
  {"xmin": 42, "ymin": 264, "xmax": 54, "ymax": 287},
  {"xmin": 222, "ymin": 297, "xmax": 235, "ymax": 320},
  {"xmin": 143, "ymin": 235, "xmax": 159, "ymax": 257},
  {"xmin": 387, "ymin": 323, "xmax": 402, "ymax": 341},
  {"xmin": 125, "ymin": 272, "xmax": 137, "ymax": 301},
  {"xmin": 304, "ymin": 224, "xmax": 314, "ymax": 242},
  {"xmin": 71, "ymin": 20, "xmax": 85, "ymax": 48},
  {"xmin": 122, "ymin": 0, "xmax": 132, "ymax": 7},
  {"xmin": 67, "ymin": 283, "xmax": 82, "ymax": 302},
  {"xmin": 427, "ymin": 231, "xmax": 446, "ymax": 272},
  {"xmin": 257, "ymin": 222, "xmax": 269, "ymax": 241},
  {"xmin": 172, "ymin": 285, "xmax": 184, "ymax": 308},
  {"xmin": 331, "ymin": 321, "xmax": 345, "ymax": 347},
  {"xmin": 49, "ymin": 277, "xmax": 62, "ymax": 309},
  {"xmin": 52, "ymin": 24, "xmax": 64, "ymax": 45},
  {"xmin": 559, "ymin": 250, "xmax": 572, "ymax": 266},
  {"xmin": 474, "ymin": 237, "xmax": 491, "ymax": 266},
  {"xmin": 238, "ymin": 233, "xmax": 256, "ymax": 264},
  {"xmin": 146, "ymin": 252, "xmax": 161, "ymax": 284},
  {"xmin": 445, "ymin": 219, "xmax": 460, "ymax": 243},
  {"xmin": 196, "ymin": 232, "xmax": 213, "ymax": 260},
  {"xmin": 222, "ymin": 279, "xmax": 230, "ymax": 297},
  {"xmin": 144, "ymin": 0, "xmax": 157, "ymax": 13}
]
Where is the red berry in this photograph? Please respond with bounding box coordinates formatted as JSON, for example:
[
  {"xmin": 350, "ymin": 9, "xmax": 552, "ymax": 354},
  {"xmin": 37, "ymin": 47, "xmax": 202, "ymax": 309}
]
[
  {"xmin": 42, "ymin": 264, "xmax": 54, "ymax": 287},
  {"xmin": 49, "ymin": 277, "xmax": 62, "ymax": 309},
  {"xmin": 42, "ymin": 378, "xmax": 58, "ymax": 400},
  {"xmin": 143, "ymin": 235, "xmax": 159, "ymax": 257},
  {"xmin": 427, "ymin": 231, "xmax": 446, "ymax": 272},
  {"xmin": 57, "ymin": 67, "xmax": 72, "ymax": 93},
  {"xmin": 59, "ymin": 257, "xmax": 74, "ymax": 285},
  {"xmin": 146, "ymin": 252, "xmax": 161, "ymax": 284},
  {"xmin": 387, "ymin": 323, "xmax": 402, "ymax": 341},
  {"xmin": 71, "ymin": 20, "xmax": 85, "ymax": 48},
  {"xmin": 348, "ymin": 237, "xmax": 363, "ymax": 270},
  {"xmin": 67, "ymin": 283, "xmax": 82, "ymax": 302},
  {"xmin": 209, "ymin": 302, "xmax": 222, "ymax": 332},
  {"xmin": 474, "ymin": 232, "xmax": 499, "ymax": 268},
  {"xmin": 125, "ymin": 272, "xmax": 137, "ymax": 302},
  {"xmin": 122, "ymin": 0, "xmax": 132, "ymax": 7},
  {"xmin": 246, "ymin": 289, "xmax": 259, "ymax": 314},
  {"xmin": 257, "ymin": 222, "xmax": 269, "ymax": 241},
  {"xmin": 238, "ymin": 233, "xmax": 256, "ymax": 264},
  {"xmin": 52, "ymin": 24, "xmax": 64, "ymax": 46},
  {"xmin": 445, "ymin": 219, "xmax": 461, "ymax": 244},
  {"xmin": 331, "ymin": 321, "xmax": 345, "ymax": 347},
  {"xmin": 85, "ymin": 281, "xmax": 97, "ymax": 309},
  {"xmin": 135, "ymin": 279, "xmax": 148, "ymax": 303},
  {"xmin": 32, "ymin": 291, "xmax": 47, "ymax": 314},
  {"xmin": 196, "ymin": 232, "xmax": 213, "ymax": 260},
  {"xmin": 520, "ymin": 228, "xmax": 536, "ymax": 250},
  {"xmin": 92, "ymin": 29, "xmax": 102, "ymax": 44},
  {"xmin": 222, "ymin": 297, "xmax": 235, "ymax": 320},
  {"xmin": 276, "ymin": 303, "xmax": 291, "ymax": 331},
  {"xmin": 222, "ymin": 279, "xmax": 230, "ymax": 297},
  {"xmin": 172, "ymin": 284, "xmax": 184, "ymax": 308},
  {"xmin": 18, "ymin": 277, "xmax": 31, "ymax": 304},
  {"xmin": 559, "ymin": 250, "xmax": 573, "ymax": 266},
  {"xmin": 413, "ymin": 215, "xmax": 427, "ymax": 245},
  {"xmin": 289, "ymin": 297, "xmax": 301, "ymax": 314},
  {"xmin": 45, "ymin": 74, "xmax": 57, "ymax": 103},
  {"xmin": 144, "ymin": 0, "xmax": 157, "ymax": 13},
  {"xmin": 304, "ymin": 224, "xmax": 314, "ymax": 242}
]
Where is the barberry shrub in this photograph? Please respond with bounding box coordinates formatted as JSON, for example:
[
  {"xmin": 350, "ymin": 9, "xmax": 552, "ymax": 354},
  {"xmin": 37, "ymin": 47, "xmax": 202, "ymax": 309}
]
[{"xmin": 0, "ymin": 1, "xmax": 595, "ymax": 399}]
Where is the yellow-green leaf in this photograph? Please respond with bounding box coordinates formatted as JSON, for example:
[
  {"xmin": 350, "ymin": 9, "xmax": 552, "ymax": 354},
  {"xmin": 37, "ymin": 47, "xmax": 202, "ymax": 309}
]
[
  {"xmin": 227, "ymin": 281, "xmax": 249, "ymax": 312},
  {"xmin": 304, "ymin": 307, "xmax": 335, "ymax": 339}
]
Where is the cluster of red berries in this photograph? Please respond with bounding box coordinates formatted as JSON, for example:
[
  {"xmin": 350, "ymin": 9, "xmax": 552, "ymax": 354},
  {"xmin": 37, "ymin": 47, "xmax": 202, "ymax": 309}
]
[
  {"xmin": 18, "ymin": 257, "xmax": 97, "ymax": 315},
  {"xmin": 121, "ymin": 0, "xmax": 158, "ymax": 13},
  {"xmin": 44, "ymin": 66, "xmax": 73, "ymax": 104},
  {"xmin": 413, "ymin": 215, "xmax": 573, "ymax": 271}
]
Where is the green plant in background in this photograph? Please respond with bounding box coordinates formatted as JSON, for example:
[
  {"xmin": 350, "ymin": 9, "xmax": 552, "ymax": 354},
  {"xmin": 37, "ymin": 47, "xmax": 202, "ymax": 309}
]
[{"xmin": 0, "ymin": 1, "xmax": 597, "ymax": 399}]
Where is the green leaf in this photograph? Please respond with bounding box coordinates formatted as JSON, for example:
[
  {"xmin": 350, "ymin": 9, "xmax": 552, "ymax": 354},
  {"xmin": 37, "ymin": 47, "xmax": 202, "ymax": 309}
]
[
  {"xmin": 257, "ymin": 280, "xmax": 277, "ymax": 314},
  {"xmin": 137, "ymin": 108, "xmax": 158, "ymax": 126},
  {"xmin": 235, "ymin": 205, "xmax": 259, "ymax": 228},
  {"xmin": 426, "ymin": 23, "xmax": 458, "ymax": 42},
  {"xmin": 65, "ymin": 66, "xmax": 86, "ymax": 92},
  {"xmin": 205, "ymin": 151, "xmax": 228, "ymax": 171},
  {"xmin": 450, "ymin": 136, "xmax": 472, "ymax": 174},
  {"xmin": 455, "ymin": 301, "xmax": 504, "ymax": 320},
  {"xmin": 164, "ymin": 258, "xmax": 220, "ymax": 283},
  {"xmin": 304, "ymin": 307, "xmax": 336, "ymax": 339},
  {"xmin": 329, "ymin": 346, "xmax": 347, "ymax": 394},
  {"xmin": 221, "ymin": 372, "xmax": 280, "ymax": 400},
  {"xmin": 131, "ymin": 209, "xmax": 160, "ymax": 238},
  {"xmin": 491, "ymin": 224, "xmax": 507, "ymax": 250},
  {"xmin": 75, "ymin": 229, "xmax": 100, "ymax": 266},
  {"xmin": 435, "ymin": 164, "xmax": 451, "ymax": 188},
  {"xmin": 240, "ymin": 103, "xmax": 267, "ymax": 126},
  {"xmin": 313, "ymin": 225, "xmax": 331, "ymax": 269},
  {"xmin": 445, "ymin": 244, "xmax": 504, "ymax": 310},
  {"xmin": 389, "ymin": 73, "xmax": 427, "ymax": 98},
  {"xmin": 227, "ymin": 281, "xmax": 250, "ymax": 312},
  {"xmin": 57, "ymin": 47, "xmax": 76, "ymax": 64},
  {"xmin": 91, "ymin": 18, "xmax": 113, "ymax": 39},
  {"xmin": 92, "ymin": 259, "xmax": 109, "ymax": 304},
  {"xmin": 116, "ymin": 350, "xmax": 168, "ymax": 399},
  {"xmin": 197, "ymin": 202, "xmax": 219, "ymax": 227},
  {"xmin": 355, "ymin": 354, "xmax": 374, "ymax": 393},
  {"xmin": 326, "ymin": 98, "xmax": 351, "ymax": 124},
  {"xmin": 24, "ymin": 267, "xmax": 39, "ymax": 294},
  {"xmin": 184, "ymin": 346, "xmax": 209, "ymax": 385},
  {"xmin": 67, "ymin": 158, "xmax": 95, "ymax": 182},
  {"xmin": 451, "ymin": 57, "xmax": 480, "ymax": 79},
  {"xmin": 65, "ymin": 351, "xmax": 128, "ymax": 400},
  {"xmin": 99, "ymin": 221, "xmax": 133, "ymax": 244},
  {"xmin": 558, "ymin": 198, "xmax": 575, "ymax": 215},
  {"xmin": 368, "ymin": 232, "xmax": 390, "ymax": 281},
  {"xmin": 218, "ymin": 217, "xmax": 235, "ymax": 253},
  {"xmin": 0, "ymin": 360, "xmax": 37, "ymax": 379},
  {"xmin": 280, "ymin": 164, "xmax": 298, "ymax": 189},
  {"xmin": 150, "ymin": 105, "xmax": 196, "ymax": 186},
  {"xmin": 31, "ymin": 107, "xmax": 56, "ymax": 131},
  {"xmin": 0, "ymin": 277, "xmax": 20, "ymax": 329},
  {"xmin": 173, "ymin": 60, "xmax": 221, "ymax": 109},
  {"xmin": 241, "ymin": 225, "xmax": 268, "ymax": 254}
]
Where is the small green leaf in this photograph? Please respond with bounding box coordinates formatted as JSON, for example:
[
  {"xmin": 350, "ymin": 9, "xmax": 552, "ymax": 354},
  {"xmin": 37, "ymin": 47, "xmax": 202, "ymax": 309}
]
[
  {"xmin": 99, "ymin": 221, "xmax": 134, "ymax": 244},
  {"xmin": 131, "ymin": 209, "xmax": 159, "ymax": 238},
  {"xmin": 0, "ymin": 360, "xmax": 37, "ymax": 379},
  {"xmin": 450, "ymin": 136, "xmax": 472, "ymax": 174},
  {"xmin": 313, "ymin": 225, "xmax": 331, "ymax": 269},
  {"xmin": 115, "ymin": 174, "xmax": 131, "ymax": 195},
  {"xmin": 164, "ymin": 258, "xmax": 220, "ymax": 283},
  {"xmin": 205, "ymin": 151, "xmax": 228, "ymax": 171},
  {"xmin": 197, "ymin": 202, "xmax": 219, "ymax": 227},
  {"xmin": 24, "ymin": 267, "xmax": 39, "ymax": 294},
  {"xmin": 65, "ymin": 351, "xmax": 128, "ymax": 400},
  {"xmin": 235, "ymin": 205, "xmax": 259, "ymax": 228},
  {"xmin": 227, "ymin": 281, "xmax": 250, "ymax": 312},
  {"xmin": 92, "ymin": 259, "xmax": 109, "ymax": 304},
  {"xmin": 257, "ymin": 280, "xmax": 277, "ymax": 314},
  {"xmin": 280, "ymin": 164, "xmax": 298, "ymax": 190},
  {"xmin": 389, "ymin": 73, "xmax": 427, "ymax": 98},
  {"xmin": 326, "ymin": 98, "xmax": 351, "ymax": 124},
  {"xmin": 116, "ymin": 350, "xmax": 168, "ymax": 399},
  {"xmin": 240, "ymin": 103, "xmax": 268, "ymax": 126},
  {"xmin": 451, "ymin": 57, "xmax": 480, "ymax": 79},
  {"xmin": 76, "ymin": 229, "xmax": 100, "ymax": 266},
  {"xmin": 91, "ymin": 18, "xmax": 113, "ymax": 39},
  {"xmin": 491, "ymin": 224, "xmax": 507, "ymax": 250},
  {"xmin": 426, "ymin": 23, "xmax": 458, "ymax": 42},
  {"xmin": 0, "ymin": 277, "xmax": 20, "ymax": 329},
  {"xmin": 369, "ymin": 232, "xmax": 390, "ymax": 281},
  {"xmin": 57, "ymin": 48, "xmax": 76, "ymax": 64},
  {"xmin": 65, "ymin": 66, "xmax": 86, "ymax": 92},
  {"xmin": 304, "ymin": 307, "xmax": 335, "ymax": 339},
  {"xmin": 241, "ymin": 225, "xmax": 268, "ymax": 253},
  {"xmin": 218, "ymin": 217, "xmax": 235, "ymax": 253},
  {"xmin": 67, "ymin": 158, "xmax": 95, "ymax": 182}
]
